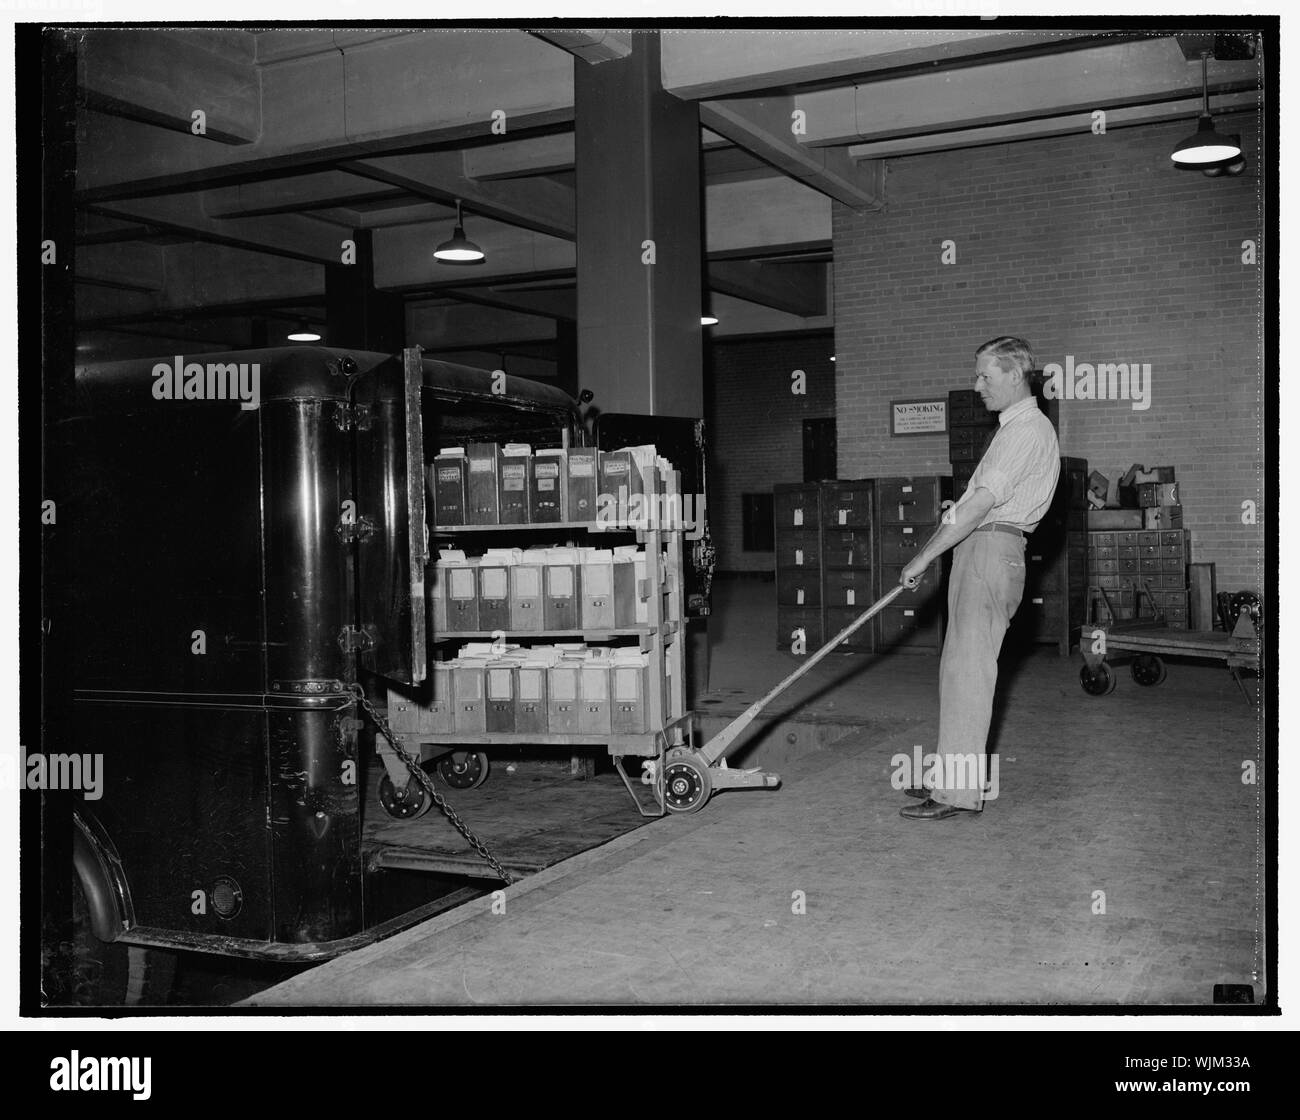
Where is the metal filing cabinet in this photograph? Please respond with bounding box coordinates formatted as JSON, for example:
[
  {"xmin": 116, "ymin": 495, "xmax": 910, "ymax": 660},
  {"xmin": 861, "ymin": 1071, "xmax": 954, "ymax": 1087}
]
[
  {"xmin": 820, "ymin": 480, "xmax": 874, "ymax": 651},
  {"xmin": 949, "ymin": 386, "xmax": 1061, "ymax": 500},
  {"xmin": 774, "ymin": 482, "xmax": 824, "ymax": 649},
  {"xmin": 1007, "ymin": 456, "xmax": 1089, "ymax": 656},
  {"xmin": 1088, "ymin": 528, "xmax": 1189, "ymax": 629},
  {"xmin": 1136, "ymin": 528, "xmax": 1190, "ymax": 628},
  {"xmin": 875, "ymin": 476, "xmax": 950, "ymax": 653},
  {"xmin": 948, "ymin": 389, "xmax": 997, "ymax": 500}
]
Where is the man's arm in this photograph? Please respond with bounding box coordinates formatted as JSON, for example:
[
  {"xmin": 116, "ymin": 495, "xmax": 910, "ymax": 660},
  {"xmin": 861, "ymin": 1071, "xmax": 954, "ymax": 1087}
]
[{"xmin": 899, "ymin": 486, "xmax": 997, "ymax": 588}]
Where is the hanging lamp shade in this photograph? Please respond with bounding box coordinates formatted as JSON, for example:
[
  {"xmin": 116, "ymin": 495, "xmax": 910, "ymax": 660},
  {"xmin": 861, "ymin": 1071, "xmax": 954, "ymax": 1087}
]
[
  {"xmin": 1171, "ymin": 114, "xmax": 1243, "ymax": 165},
  {"xmin": 1171, "ymin": 52, "xmax": 1243, "ymax": 167},
  {"xmin": 434, "ymin": 199, "xmax": 485, "ymax": 264}
]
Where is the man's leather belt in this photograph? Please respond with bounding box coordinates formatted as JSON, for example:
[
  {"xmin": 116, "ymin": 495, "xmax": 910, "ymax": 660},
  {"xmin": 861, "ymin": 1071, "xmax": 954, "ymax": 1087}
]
[{"xmin": 974, "ymin": 522, "xmax": 1024, "ymax": 538}]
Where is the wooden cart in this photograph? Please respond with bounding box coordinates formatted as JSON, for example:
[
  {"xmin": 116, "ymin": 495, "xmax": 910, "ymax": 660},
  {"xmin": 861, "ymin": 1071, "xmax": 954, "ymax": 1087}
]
[{"xmin": 1079, "ymin": 584, "xmax": 1261, "ymax": 704}]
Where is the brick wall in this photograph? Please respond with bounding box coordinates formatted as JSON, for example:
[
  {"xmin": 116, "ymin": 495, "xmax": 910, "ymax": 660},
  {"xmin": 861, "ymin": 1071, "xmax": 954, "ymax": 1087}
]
[
  {"xmin": 833, "ymin": 117, "xmax": 1264, "ymax": 592},
  {"xmin": 706, "ymin": 334, "xmax": 835, "ymax": 572}
]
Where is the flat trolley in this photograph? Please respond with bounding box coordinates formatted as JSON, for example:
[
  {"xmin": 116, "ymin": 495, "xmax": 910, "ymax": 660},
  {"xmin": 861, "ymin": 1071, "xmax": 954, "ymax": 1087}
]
[{"xmin": 1078, "ymin": 585, "xmax": 1261, "ymax": 704}]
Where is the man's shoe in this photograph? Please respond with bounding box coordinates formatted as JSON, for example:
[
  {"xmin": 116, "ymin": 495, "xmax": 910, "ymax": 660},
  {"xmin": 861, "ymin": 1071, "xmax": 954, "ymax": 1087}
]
[{"xmin": 900, "ymin": 797, "xmax": 979, "ymax": 820}]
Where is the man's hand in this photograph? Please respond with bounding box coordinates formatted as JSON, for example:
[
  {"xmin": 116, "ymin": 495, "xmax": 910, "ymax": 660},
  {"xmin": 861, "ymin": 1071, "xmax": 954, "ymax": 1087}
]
[{"xmin": 900, "ymin": 557, "xmax": 928, "ymax": 589}]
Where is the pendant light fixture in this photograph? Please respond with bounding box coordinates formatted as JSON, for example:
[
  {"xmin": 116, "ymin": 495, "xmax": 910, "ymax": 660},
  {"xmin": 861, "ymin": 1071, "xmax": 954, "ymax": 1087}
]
[
  {"xmin": 1171, "ymin": 52, "xmax": 1243, "ymax": 168},
  {"xmin": 286, "ymin": 321, "xmax": 321, "ymax": 342},
  {"xmin": 434, "ymin": 199, "xmax": 486, "ymax": 264}
]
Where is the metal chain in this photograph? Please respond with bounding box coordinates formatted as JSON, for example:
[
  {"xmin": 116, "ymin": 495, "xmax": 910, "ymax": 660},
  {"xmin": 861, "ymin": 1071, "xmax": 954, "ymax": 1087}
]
[{"xmin": 349, "ymin": 683, "xmax": 515, "ymax": 887}]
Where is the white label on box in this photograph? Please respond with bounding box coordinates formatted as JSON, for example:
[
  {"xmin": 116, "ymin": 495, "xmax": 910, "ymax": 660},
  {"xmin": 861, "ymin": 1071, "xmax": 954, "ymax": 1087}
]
[
  {"xmin": 904, "ymin": 609, "xmax": 915, "ymax": 617},
  {"xmin": 903, "ymin": 526, "xmax": 913, "ymax": 534},
  {"xmin": 469, "ymin": 458, "xmax": 492, "ymax": 472},
  {"xmin": 839, "ymin": 510, "xmax": 847, "ymax": 525},
  {"xmin": 902, "ymin": 485, "xmax": 913, "ymax": 493},
  {"xmin": 793, "ymin": 509, "xmax": 803, "ymax": 526},
  {"xmin": 846, "ymin": 589, "xmax": 855, "ymax": 606},
  {"xmin": 794, "ymin": 549, "xmax": 804, "ymax": 565},
  {"xmin": 796, "ymin": 588, "xmax": 804, "ymax": 604},
  {"xmin": 1032, "ymin": 597, "xmax": 1043, "ymax": 604}
]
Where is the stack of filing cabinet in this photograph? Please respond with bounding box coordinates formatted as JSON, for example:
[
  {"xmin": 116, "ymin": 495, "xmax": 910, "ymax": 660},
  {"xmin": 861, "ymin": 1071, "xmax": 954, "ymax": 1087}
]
[
  {"xmin": 1088, "ymin": 526, "xmax": 1190, "ymax": 629},
  {"xmin": 875, "ymin": 476, "xmax": 950, "ymax": 653},
  {"xmin": 1005, "ymin": 457, "xmax": 1089, "ymax": 656},
  {"xmin": 775, "ymin": 476, "xmax": 949, "ymax": 654}
]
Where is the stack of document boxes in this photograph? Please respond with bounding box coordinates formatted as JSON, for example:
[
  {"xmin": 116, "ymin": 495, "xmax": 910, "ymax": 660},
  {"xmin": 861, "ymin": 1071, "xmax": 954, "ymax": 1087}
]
[
  {"xmin": 389, "ymin": 643, "xmax": 653, "ymax": 737},
  {"xmin": 432, "ymin": 546, "xmax": 645, "ymax": 633},
  {"xmin": 429, "ymin": 442, "xmax": 674, "ymax": 528}
]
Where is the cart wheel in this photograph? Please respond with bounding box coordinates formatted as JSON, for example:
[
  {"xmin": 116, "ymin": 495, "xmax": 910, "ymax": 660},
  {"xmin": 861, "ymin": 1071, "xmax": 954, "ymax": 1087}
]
[
  {"xmin": 437, "ymin": 750, "xmax": 489, "ymax": 790},
  {"xmin": 1131, "ymin": 654, "xmax": 1167, "ymax": 687},
  {"xmin": 378, "ymin": 773, "xmax": 432, "ymax": 820},
  {"xmin": 661, "ymin": 754, "xmax": 713, "ymax": 814},
  {"xmin": 1079, "ymin": 663, "xmax": 1117, "ymax": 697}
]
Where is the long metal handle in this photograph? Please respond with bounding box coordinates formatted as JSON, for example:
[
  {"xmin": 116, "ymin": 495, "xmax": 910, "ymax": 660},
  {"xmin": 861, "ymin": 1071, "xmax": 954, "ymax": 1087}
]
[{"xmin": 699, "ymin": 583, "xmax": 909, "ymax": 765}]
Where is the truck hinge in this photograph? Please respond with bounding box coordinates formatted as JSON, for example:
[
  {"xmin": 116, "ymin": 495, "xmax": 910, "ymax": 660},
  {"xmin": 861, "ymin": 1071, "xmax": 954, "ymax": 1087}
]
[
  {"xmin": 338, "ymin": 626, "xmax": 375, "ymax": 653},
  {"xmin": 333, "ymin": 402, "xmax": 372, "ymax": 432},
  {"xmin": 336, "ymin": 514, "xmax": 377, "ymax": 543}
]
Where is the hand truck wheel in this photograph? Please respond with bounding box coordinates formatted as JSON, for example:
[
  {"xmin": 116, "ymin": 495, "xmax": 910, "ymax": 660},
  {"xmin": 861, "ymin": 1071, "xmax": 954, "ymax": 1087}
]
[
  {"xmin": 378, "ymin": 772, "xmax": 433, "ymax": 820},
  {"xmin": 437, "ymin": 749, "xmax": 489, "ymax": 790},
  {"xmin": 659, "ymin": 752, "xmax": 713, "ymax": 814},
  {"xmin": 1130, "ymin": 654, "xmax": 1167, "ymax": 687},
  {"xmin": 1079, "ymin": 662, "xmax": 1117, "ymax": 697}
]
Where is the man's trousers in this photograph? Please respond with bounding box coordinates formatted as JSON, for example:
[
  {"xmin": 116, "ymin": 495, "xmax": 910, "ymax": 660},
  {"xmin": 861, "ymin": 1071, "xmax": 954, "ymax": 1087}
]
[{"xmin": 930, "ymin": 529, "xmax": 1027, "ymax": 810}]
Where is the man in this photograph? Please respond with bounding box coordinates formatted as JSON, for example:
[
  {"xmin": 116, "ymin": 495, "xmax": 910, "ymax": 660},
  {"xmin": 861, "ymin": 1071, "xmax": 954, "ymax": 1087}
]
[{"xmin": 897, "ymin": 336, "xmax": 1060, "ymax": 820}]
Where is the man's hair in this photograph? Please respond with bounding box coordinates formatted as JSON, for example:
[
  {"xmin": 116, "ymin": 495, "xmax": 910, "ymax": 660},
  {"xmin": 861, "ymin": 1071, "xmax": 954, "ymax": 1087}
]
[{"xmin": 975, "ymin": 336, "xmax": 1038, "ymax": 387}]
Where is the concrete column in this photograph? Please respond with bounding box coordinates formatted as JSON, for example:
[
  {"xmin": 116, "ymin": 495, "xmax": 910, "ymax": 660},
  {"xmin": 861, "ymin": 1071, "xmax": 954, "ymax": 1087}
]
[
  {"xmin": 325, "ymin": 229, "xmax": 405, "ymax": 352},
  {"xmin": 575, "ymin": 32, "xmax": 704, "ymax": 418}
]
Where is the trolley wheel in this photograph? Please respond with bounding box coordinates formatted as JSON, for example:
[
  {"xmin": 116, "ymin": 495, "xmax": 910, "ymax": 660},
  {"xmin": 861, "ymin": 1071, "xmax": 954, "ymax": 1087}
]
[
  {"xmin": 660, "ymin": 754, "xmax": 713, "ymax": 814},
  {"xmin": 378, "ymin": 773, "xmax": 432, "ymax": 820},
  {"xmin": 1131, "ymin": 654, "xmax": 1167, "ymax": 687},
  {"xmin": 437, "ymin": 750, "xmax": 489, "ymax": 790},
  {"xmin": 1079, "ymin": 662, "xmax": 1117, "ymax": 697}
]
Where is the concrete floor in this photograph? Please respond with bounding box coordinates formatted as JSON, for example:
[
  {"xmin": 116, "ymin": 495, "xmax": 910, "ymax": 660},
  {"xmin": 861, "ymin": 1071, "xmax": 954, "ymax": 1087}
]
[{"xmin": 247, "ymin": 579, "xmax": 1265, "ymax": 1007}]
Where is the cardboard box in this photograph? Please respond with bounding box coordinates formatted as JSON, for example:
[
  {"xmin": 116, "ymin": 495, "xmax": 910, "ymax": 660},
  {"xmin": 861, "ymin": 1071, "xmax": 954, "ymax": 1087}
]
[
  {"xmin": 1087, "ymin": 509, "xmax": 1144, "ymax": 530},
  {"xmin": 1143, "ymin": 505, "xmax": 1183, "ymax": 529},
  {"xmin": 477, "ymin": 561, "xmax": 512, "ymax": 632},
  {"xmin": 529, "ymin": 449, "xmax": 567, "ymax": 523},
  {"xmin": 509, "ymin": 562, "xmax": 545, "ymax": 631},
  {"xmin": 547, "ymin": 664, "xmax": 580, "ymax": 734},
  {"xmin": 435, "ymin": 554, "xmax": 479, "ymax": 633},
  {"xmin": 430, "ymin": 451, "xmax": 468, "ymax": 526},
  {"xmin": 611, "ymin": 661, "xmax": 648, "ymax": 734},
  {"xmin": 485, "ymin": 666, "xmax": 516, "ymax": 733},
  {"xmin": 1138, "ymin": 482, "xmax": 1180, "ymax": 508},
  {"xmin": 515, "ymin": 665, "xmax": 549, "ymax": 734},
  {"xmin": 498, "ymin": 448, "xmax": 530, "ymax": 525},
  {"xmin": 1087, "ymin": 470, "xmax": 1109, "ymax": 499},
  {"xmin": 567, "ymin": 448, "xmax": 599, "ymax": 522},
  {"xmin": 451, "ymin": 663, "xmax": 486, "ymax": 732},
  {"xmin": 579, "ymin": 663, "xmax": 611, "ymax": 734},
  {"xmin": 1134, "ymin": 466, "xmax": 1176, "ymax": 484},
  {"xmin": 580, "ymin": 551, "xmax": 637, "ymax": 629},
  {"xmin": 466, "ymin": 442, "xmax": 502, "ymax": 524},
  {"xmin": 543, "ymin": 553, "xmax": 581, "ymax": 630}
]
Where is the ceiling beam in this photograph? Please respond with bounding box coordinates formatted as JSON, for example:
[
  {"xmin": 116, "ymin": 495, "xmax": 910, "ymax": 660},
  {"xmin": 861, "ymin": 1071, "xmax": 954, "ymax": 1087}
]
[
  {"xmin": 700, "ymin": 95, "xmax": 883, "ymax": 209},
  {"xmin": 85, "ymin": 193, "xmax": 345, "ymax": 265},
  {"xmin": 530, "ymin": 30, "xmax": 634, "ymax": 64},
  {"xmin": 340, "ymin": 151, "xmax": 576, "ymax": 240},
  {"xmin": 660, "ymin": 29, "xmax": 1135, "ymax": 100},
  {"xmin": 846, "ymin": 90, "xmax": 1261, "ymax": 160},
  {"xmin": 77, "ymin": 30, "xmax": 575, "ymax": 200},
  {"xmin": 77, "ymin": 28, "xmax": 259, "ymax": 144},
  {"xmin": 797, "ymin": 38, "xmax": 1263, "ymax": 147},
  {"xmin": 205, "ymin": 172, "xmax": 411, "ymax": 219},
  {"xmin": 706, "ymin": 260, "xmax": 827, "ymax": 318}
]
